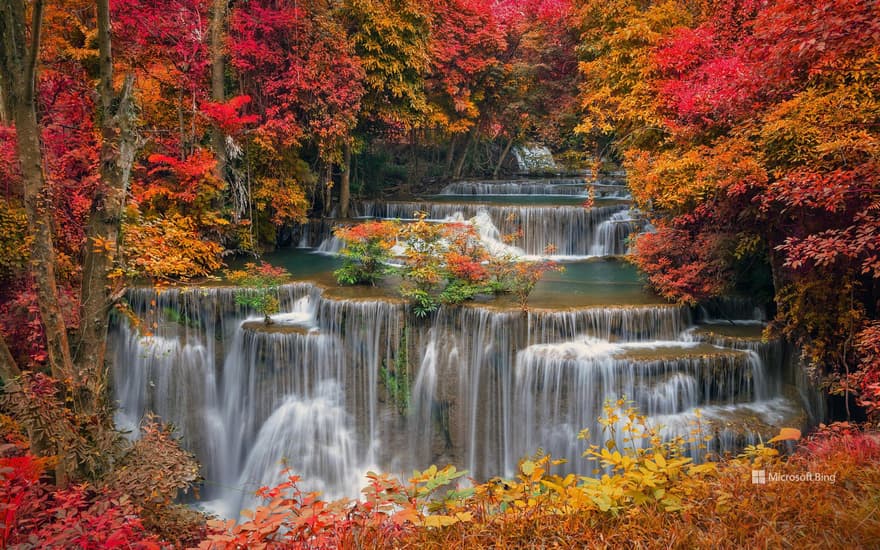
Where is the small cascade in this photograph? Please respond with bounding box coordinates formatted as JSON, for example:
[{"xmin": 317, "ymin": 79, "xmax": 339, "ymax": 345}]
[
  {"xmin": 513, "ymin": 145, "xmax": 559, "ymax": 173},
  {"xmin": 291, "ymin": 219, "xmax": 336, "ymax": 249},
  {"xmin": 359, "ymin": 201, "xmax": 630, "ymax": 256},
  {"xmin": 230, "ymin": 382, "xmax": 363, "ymax": 516},
  {"xmin": 510, "ymin": 339, "xmax": 769, "ymax": 472},
  {"xmin": 439, "ymin": 179, "xmax": 629, "ymax": 198},
  {"xmin": 589, "ymin": 209, "xmax": 641, "ymax": 256},
  {"xmin": 315, "ymin": 235, "xmax": 344, "ymax": 254}
]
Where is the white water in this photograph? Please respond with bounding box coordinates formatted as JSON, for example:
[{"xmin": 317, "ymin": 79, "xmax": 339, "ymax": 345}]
[
  {"xmin": 358, "ymin": 201, "xmax": 638, "ymax": 257},
  {"xmin": 439, "ymin": 179, "xmax": 630, "ymax": 199},
  {"xmin": 513, "ymin": 145, "xmax": 559, "ymax": 173}
]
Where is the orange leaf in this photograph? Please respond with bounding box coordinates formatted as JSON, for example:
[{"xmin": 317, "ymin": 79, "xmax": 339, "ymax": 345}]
[{"xmin": 768, "ymin": 427, "xmax": 801, "ymax": 443}]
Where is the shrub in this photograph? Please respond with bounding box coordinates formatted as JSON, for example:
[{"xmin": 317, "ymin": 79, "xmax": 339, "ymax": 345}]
[
  {"xmin": 225, "ymin": 262, "xmax": 291, "ymax": 324},
  {"xmin": 333, "ymin": 220, "xmax": 400, "ymax": 285},
  {"xmin": 123, "ymin": 213, "xmax": 225, "ymax": 282},
  {"xmin": 196, "ymin": 406, "xmax": 880, "ymax": 549}
]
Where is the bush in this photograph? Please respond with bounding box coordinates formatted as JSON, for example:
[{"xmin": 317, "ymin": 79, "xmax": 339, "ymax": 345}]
[
  {"xmin": 225, "ymin": 262, "xmax": 291, "ymax": 324},
  {"xmin": 123, "ymin": 213, "xmax": 225, "ymax": 282},
  {"xmin": 333, "ymin": 220, "xmax": 400, "ymax": 285},
  {"xmin": 196, "ymin": 404, "xmax": 880, "ymax": 549}
]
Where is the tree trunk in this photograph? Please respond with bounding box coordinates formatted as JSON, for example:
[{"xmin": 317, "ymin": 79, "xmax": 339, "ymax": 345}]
[
  {"xmin": 75, "ymin": 0, "xmax": 137, "ymax": 411},
  {"xmin": 453, "ymin": 125, "xmax": 478, "ymax": 180},
  {"xmin": 323, "ymin": 163, "xmax": 333, "ymax": 216},
  {"xmin": 0, "ymin": 85, "xmax": 10, "ymax": 122},
  {"xmin": 339, "ymin": 141, "xmax": 352, "ymax": 218},
  {"xmin": 493, "ymin": 135, "xmax": 515, "ymax": 180},
  {"xmin": 210, "ymin": 0, "xmax": 227, "ymax": 179},
  {"xmin": 0, "ymin": 0, "xmax": 76, "ymax": 385},
  {"xmin": 445, "ymin": 133, "xmax": 458, "ymax": 176}
]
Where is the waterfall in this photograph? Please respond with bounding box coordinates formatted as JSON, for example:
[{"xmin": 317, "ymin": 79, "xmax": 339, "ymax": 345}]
[
  {"xmin": 111, "ymin": 175, "xmax": 820, "ymax": 518},
  {"xmin": 439, "ymin": 179, "xmax": 630, "ymax": 198},
  {"xmin": 513, "ymin": 145, "xmax": 559, "ymax": 173},
  {"xmin": 111, "ymin": 284, "xmax": 403, "ymax": 517},
  {"xmin": 589, "ymin": 209, "xmax": 640, "ymax": 256},
  {"xmin": 315, "ymin": 235, "xmax": 344, "ymax": 254},
  {"xmin": 230, "ymin": 382, "xmax": 364, "ymax": 516},
  {"xmin": 358, "ymin": 201, "xmax": 631, "ymax": 256}
]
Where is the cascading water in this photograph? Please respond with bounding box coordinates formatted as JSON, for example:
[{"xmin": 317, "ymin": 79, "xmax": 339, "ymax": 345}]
[
  {"xmin": 513, "ymin": 145, "xmax": 559, "ymax": 173},
  {"xmin": 589, "ymin": 209, "xmax": 640, "ymax": 256},
  {"xmin": 438, "ymin": 178, "xmax": 630, "ymax": 198},
  {"xmin": 111, "ymin": 173, "xmax": 821, "ymax": 518},
  {"xmin": 358, "ymin": 200, "xmax": 634, "ymax": 257}
]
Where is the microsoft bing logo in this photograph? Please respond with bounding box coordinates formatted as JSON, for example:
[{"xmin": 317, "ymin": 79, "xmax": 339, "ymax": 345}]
[{"xmin": 751, "ymin": 470, "xmax": 766, "ymax": 484}]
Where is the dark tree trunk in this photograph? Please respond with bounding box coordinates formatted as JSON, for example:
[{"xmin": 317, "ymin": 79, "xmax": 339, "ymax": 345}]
[
  {"xmin": 453, "ymin": 125, "xmax": 478, "ymax": 180},
  {"xmin": 494, "ymin": 135, "xmax": 515, "ymax": 180},
  {"xmin": 323, "ymin": 163, "xmax": 333, "ymax": 216},
  {"xmin": 339, "ymin": 141, "xmax": 352, "ymax": 218},
  {"xmin": 0, "ymin": 85, "xmax": 10, "ymax": 122},
  {"xmin": 445, "ymin": 133, "xmax": 458, "ymax": 176}
]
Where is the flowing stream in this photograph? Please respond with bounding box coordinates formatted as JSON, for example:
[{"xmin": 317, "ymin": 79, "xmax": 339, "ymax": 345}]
[{"xmin": 111, "ymin": 174, "xmax": 824, "ymax": 518}]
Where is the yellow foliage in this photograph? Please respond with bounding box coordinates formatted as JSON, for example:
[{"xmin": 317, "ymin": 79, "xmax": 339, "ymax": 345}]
[
  {"xmin": 0, "ymin": 199, "xmax": 29, "ymax": 279},
  {"xmin": 123, "ymin": 214, "xmax": 224, "ymax": 281},
  {"xmin": 575, "ymin": 0, "xmax": 694, "ymax": 146}
]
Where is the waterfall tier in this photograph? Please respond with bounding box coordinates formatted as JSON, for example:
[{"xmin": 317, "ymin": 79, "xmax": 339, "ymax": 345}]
[
  {"xmin": 439, "ymin": 179, "xmax": 629, "ymax": 198},
  {"xmin": 357, "ymin": 200, "xmax": 637, "ymax": 257}
]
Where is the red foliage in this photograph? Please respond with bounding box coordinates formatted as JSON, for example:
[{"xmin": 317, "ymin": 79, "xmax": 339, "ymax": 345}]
[
  {"xmin": 229, "ymin": 0, "xmax": 364, "ymax": 154},
  {"xmin": 0, "ymin": 283, "xmax": 80, "ymax": 368},
  {"xmin": 0, "ymin": 421, "xmax": 160, "ymax": 549},
  {"xmin": 799, "ymin": 421, "xmax": 880, "ymax": 465},
  {"xmin": 38, "ymin": 69, "xmax": 101, "ymax": 263},
  {"xmin": 766, "ymin": 163, "xmax": 880, "ymax": 279},
  {"xmin": 199, "ymin": 95, "xmax": 260, "ymax": 135},
  {"xmin": 632, "ymin": 223, "xmax": 732, "ymax": 305},
  {"xmin": 852, "ymin": 323, "xmax": 880, "ymax": 413},
  {"xmin": 429, "ymin": 0, "xmax": 504, "ymax": 125},
  {"xmin": 446, "ymin": 251, "xmax": 489, "ymax": 282},
  {"xmin": 133, "ymin": 149, "xmax": 223, "ymax": 210},
  {"xmin": 0, "ymin": 125, "xmax": 21, "ymax": 199},
  {"xmin": 111, "ymin": 0, "xmax": 210, "ymax": 97}
]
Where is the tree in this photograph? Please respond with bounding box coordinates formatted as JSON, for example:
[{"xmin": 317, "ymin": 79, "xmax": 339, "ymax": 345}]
[
  {"xmin": 338, "ymin": 0, "xmax": 431, "ymax": 210},
  {"xmin": 230, "ymin": 0, "xmax": 364, "ymax": 219},
  {"xmin": 0, "ymin": 0, "xmax": 159, "ymax": 481}
]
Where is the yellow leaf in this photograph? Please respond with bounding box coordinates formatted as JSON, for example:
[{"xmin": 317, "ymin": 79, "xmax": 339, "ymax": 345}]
[
  {"xmin": 768, "ymin": 427, "xmax": 801, "ymax": 443},
  {"xmin": 654, "ymin": 453, "xmax": 666, "ymax": 468},
  {"xmin": 423, "ymin": 514, "xmax": 459, "ymax": 528}
]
